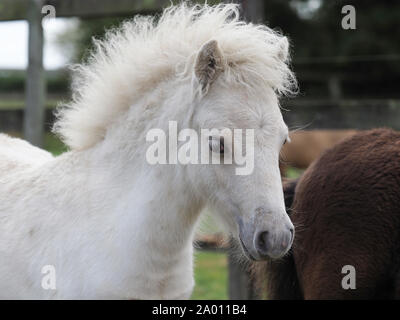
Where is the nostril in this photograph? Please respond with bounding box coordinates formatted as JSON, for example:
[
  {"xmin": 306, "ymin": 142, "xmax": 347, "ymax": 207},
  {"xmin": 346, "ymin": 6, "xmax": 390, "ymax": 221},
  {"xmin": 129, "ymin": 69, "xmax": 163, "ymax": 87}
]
[{"xmin": 256, "ymin": 231, "xmax": 269, "ymax": 255}]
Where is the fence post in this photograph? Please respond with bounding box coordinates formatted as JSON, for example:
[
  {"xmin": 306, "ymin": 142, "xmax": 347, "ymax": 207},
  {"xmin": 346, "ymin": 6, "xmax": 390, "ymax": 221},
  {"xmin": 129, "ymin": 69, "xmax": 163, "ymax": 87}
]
[
  {"xmin": 24, "ymin": 0, "xmax": 45, "ymax": 147},
  {"xmin": 228, "ymin": 238, "xmax": 260, "ymax": 300}
]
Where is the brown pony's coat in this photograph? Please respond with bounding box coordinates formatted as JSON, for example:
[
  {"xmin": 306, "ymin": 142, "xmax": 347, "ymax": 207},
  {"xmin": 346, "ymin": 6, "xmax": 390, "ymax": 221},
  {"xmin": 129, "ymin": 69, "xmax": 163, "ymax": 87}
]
[
  {"xmin": 254, "ymin": 128, "xmax": 400, "ymax": 299},
  {"xmin": 279, "ymin": 129, "xmax": 357, "ymax": 175}
]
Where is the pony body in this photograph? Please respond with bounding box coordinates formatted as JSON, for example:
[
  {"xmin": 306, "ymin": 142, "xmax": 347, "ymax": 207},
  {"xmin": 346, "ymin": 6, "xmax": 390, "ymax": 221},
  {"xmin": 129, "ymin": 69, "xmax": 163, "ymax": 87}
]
[
  {"xmin": 0, "ymin": 4, "xmax": 295, "ymax": 299},
  {"xmin": 279, "ymin": 129, "xmax": 357, "ymax": 175},
  {"xmin": 0, "ymin": 131, "xmax": 199, "ymax": 299},
  {"xmin": 255, "ymin": 128, "xmax": 400, "ymax": 299}
]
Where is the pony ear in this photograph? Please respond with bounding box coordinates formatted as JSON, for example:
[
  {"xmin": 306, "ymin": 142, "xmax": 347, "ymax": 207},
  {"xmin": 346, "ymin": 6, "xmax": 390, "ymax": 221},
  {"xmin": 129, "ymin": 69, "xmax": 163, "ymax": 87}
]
[
  {"xmin": 276, "ymin": 36, "xmax": 289, "ymax": 62},
  {"xmin": 194, "ymin": 40, "xmax": 224, "ymax": 93}
]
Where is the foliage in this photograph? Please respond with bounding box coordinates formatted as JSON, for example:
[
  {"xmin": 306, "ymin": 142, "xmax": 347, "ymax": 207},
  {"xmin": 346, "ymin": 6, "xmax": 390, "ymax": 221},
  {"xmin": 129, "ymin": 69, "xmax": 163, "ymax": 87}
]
[
  {"xmin": 0, "ymin": 69, "xmax": 70, "ymax": 93},
  {"xmin": 264, "ymin": 0, "xmax": 400, "ymax": 59},
  {"xmin": 59, "ymin": 17, "xmax": 127, "ymax": 63},
  {"xmin": 44, "ymin": 133, "xmax": 68, "ymax": 155}
]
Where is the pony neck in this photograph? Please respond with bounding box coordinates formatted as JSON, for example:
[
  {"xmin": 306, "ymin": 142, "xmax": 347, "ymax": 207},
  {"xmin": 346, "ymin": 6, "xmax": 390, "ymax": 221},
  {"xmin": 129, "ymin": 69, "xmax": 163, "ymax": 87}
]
[
  {"xmin": 75, "ymin": 88, "xmax": 205, "ymax": 298},
  {"xmin": 90, "ymin": 116, "xmax": 205, "ymax": 245}
]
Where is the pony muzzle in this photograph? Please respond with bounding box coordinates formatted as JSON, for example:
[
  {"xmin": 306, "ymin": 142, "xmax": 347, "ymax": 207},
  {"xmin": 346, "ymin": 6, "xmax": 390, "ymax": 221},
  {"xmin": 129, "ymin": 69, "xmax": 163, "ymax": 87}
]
[
  {"xmin": 238, "ymin": 213, "xmax": 294, "ymax": 261},
  {"xmin": 253, "ymin": 226, "xmax": 294, "ymax": 259}
]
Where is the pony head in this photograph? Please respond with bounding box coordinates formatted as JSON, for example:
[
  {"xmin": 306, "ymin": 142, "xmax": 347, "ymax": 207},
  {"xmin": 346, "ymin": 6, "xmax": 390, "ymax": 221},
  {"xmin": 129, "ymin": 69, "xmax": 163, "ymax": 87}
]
[{"xmin": 189, "ymin": 34, "xmax": 295, "ymax": 260}]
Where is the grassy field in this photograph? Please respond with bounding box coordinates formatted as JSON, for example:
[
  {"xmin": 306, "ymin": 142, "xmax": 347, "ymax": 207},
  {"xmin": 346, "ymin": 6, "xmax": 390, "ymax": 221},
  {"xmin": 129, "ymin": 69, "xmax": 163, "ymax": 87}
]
[{"xmin": 192, "ymin": 251, "xmax": 228, "ymax": 300}]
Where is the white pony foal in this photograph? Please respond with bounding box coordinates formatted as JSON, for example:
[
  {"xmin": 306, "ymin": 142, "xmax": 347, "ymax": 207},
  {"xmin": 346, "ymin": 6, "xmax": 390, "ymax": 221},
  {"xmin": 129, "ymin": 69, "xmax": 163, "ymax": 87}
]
[{"xmin": 0, "ymin": 4, "xmax": 296, "ymax": 299}]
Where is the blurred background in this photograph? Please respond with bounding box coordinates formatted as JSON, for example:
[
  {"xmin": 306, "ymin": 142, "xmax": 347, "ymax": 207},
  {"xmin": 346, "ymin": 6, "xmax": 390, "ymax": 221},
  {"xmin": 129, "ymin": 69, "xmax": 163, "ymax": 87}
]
[{"xmin": 1, "ymin": 0, "xmax": 399, "ymax": 299}]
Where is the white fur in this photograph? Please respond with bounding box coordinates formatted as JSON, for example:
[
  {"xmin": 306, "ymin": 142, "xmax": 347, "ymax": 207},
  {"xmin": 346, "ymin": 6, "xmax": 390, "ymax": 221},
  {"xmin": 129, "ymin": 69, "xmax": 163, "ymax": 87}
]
[{"xmin": 0, "ymin": 3, "xmax": 295, "ymax": 299}]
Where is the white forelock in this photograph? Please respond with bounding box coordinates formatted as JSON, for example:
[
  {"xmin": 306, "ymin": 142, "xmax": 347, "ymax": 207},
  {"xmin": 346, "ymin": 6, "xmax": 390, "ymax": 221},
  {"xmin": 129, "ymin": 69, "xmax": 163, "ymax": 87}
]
[{"xmin": 53, "ymin": 3, "xmax": 296, "ymax": 150}]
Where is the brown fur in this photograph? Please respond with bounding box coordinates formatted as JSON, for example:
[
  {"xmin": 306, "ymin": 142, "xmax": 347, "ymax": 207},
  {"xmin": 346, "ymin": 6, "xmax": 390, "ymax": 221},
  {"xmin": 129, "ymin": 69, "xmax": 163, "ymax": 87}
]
[
  {"xmin": 255, "ymin": 128, "xmax": 400, "ymax": 299},
  {"xmin": 280, "ymin": 129, "xmax": 357, "ymax": 175}
]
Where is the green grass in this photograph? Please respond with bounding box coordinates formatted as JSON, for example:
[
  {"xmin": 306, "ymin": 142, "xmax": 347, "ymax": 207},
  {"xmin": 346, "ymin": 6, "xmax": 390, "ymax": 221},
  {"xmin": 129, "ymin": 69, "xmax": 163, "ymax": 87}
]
[
  {"xmin": 286, "ymin": 166, "xmax": 303, "ymax": 179},
  {"xmin": 191, "ymin": 250, "xmax": 228, "ymax": 300},
  {"xmin": 44, "ymin": 133, "xmax": 67, "ymax": 156}
]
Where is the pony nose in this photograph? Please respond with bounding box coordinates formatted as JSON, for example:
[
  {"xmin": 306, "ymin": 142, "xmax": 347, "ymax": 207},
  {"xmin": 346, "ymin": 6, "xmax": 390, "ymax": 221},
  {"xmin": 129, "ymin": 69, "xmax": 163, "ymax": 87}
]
[
  {"xmin": 255, "ymin": 231, "xmax": 269, "ymax": 256},
  {"xmin": 254, "ymin": 227, "xmax": 294, "ymax": 259}
]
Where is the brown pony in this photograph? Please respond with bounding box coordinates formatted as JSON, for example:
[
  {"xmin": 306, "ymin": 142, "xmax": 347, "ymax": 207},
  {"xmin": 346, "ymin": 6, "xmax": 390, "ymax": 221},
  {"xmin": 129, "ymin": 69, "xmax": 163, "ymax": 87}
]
[
  {"xmin": 279, "ymin": 129, "xmax": 357, "ymax": 176},
  {"xmin": 254, "ymin": 128, "xmax": 400, "ymax": 299}
]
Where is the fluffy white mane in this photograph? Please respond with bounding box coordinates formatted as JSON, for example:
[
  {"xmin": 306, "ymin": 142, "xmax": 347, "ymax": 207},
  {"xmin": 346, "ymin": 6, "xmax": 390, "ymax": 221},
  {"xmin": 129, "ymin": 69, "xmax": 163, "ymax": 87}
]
[{"xmin": 54, "ymin": 3, "xmax": 296, "ymax": 150}]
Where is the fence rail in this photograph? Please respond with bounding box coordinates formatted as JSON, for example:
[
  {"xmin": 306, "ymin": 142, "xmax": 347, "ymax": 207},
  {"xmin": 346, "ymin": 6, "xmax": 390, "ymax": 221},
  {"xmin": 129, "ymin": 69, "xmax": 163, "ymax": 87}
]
[
  {"xmin": 0, "ymin": 0, "xmax": 175, "ymax": 21},
  {"xmin": 2, "ymin": 99, "xmax": 400, "ymax": 132},
  {"xmin": 283, "ymin": 99, "xmax": 400, "ymax": 130}
]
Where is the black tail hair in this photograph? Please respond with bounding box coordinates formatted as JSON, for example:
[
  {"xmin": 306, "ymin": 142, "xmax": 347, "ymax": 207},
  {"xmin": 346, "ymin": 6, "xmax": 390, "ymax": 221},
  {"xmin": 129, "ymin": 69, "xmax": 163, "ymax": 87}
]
[{"xmin": 252, "ymin": 178, "xmax": 303, "ymax": 300}]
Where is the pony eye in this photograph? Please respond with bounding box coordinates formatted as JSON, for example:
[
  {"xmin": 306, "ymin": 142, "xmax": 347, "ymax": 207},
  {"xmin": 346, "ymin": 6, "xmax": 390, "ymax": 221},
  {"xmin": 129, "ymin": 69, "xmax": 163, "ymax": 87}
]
[{"xmin": 209, "ymin": 137, "xmax": 225, "ymax": 154}]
